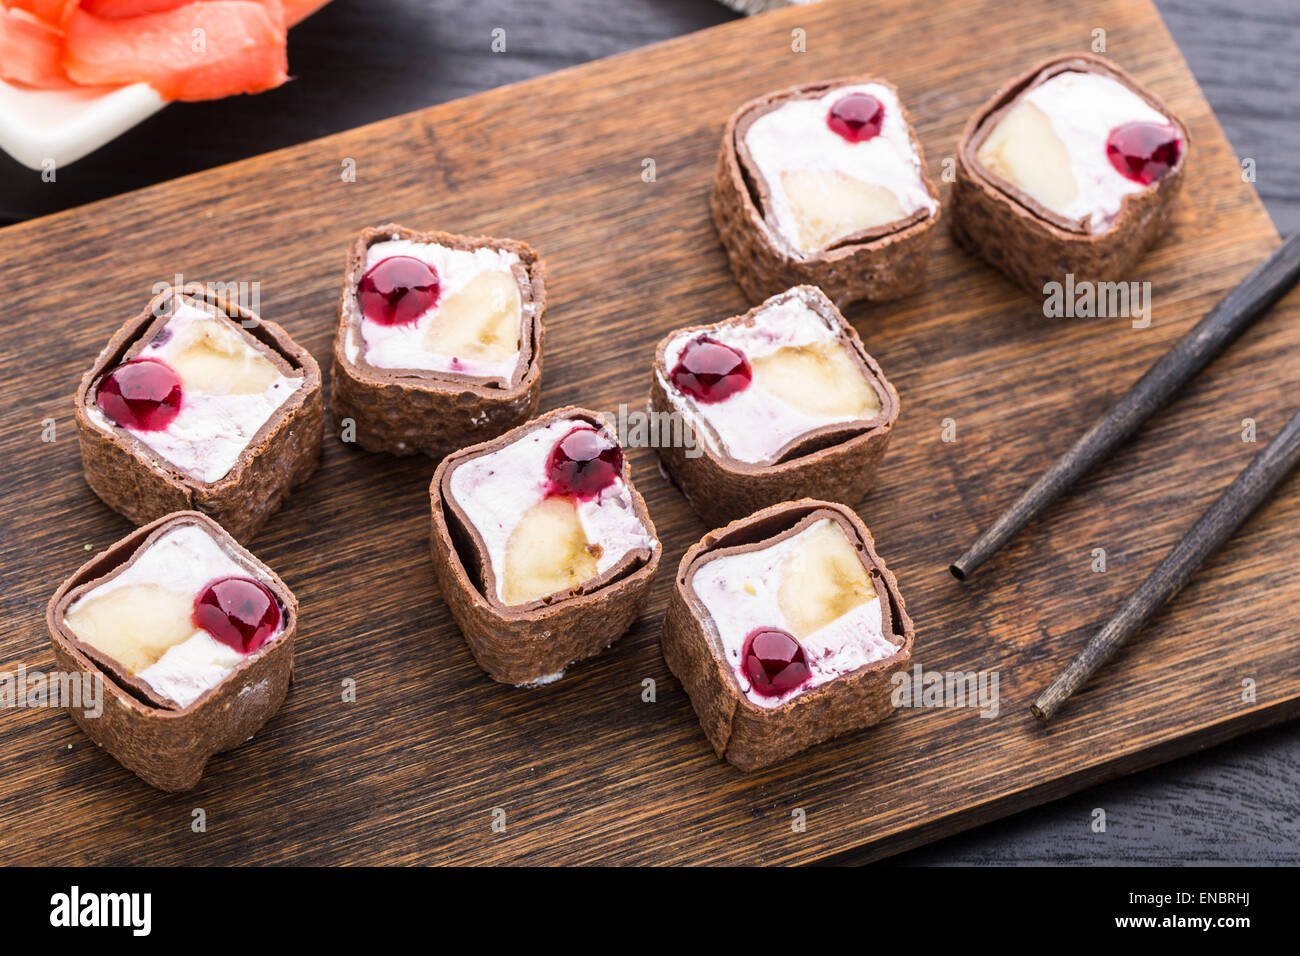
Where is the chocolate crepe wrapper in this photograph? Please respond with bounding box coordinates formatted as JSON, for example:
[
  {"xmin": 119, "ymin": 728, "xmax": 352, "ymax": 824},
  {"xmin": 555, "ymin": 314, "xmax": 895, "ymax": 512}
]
[
  {"xmin": 46, "ymin": 511, "xmax": 297, "ymax": 792},
  {"xmin": 711, "ymin": 76, "xmax": 941, "ymax": 308},
  {"xmin": 649, "ymin": 286, "xmax": 898, "ymax": 527},
  {"xmin": 331, "ymin": 223, "xmax": 546, "ymax": 460},
  {"xmin": 75, "ymin": 285, "xmax": 323, "ymax": 544},
  {"xmin": 949, "ymin": 53, "xmax": 1189, "ymax": 294},
  {"xmin": 661, "ymin": 499, "xmax": 913, "ymax": 771},
  {"xmin": 429, "ymin": 406, "xmax": 661, "ymax": 685}
]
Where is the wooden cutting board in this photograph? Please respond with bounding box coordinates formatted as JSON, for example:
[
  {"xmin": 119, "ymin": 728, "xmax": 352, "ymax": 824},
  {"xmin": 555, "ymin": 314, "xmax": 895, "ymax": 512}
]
[{"xmin": 1, "ymin": 0, "xmax": 1296, "ymax": 866}]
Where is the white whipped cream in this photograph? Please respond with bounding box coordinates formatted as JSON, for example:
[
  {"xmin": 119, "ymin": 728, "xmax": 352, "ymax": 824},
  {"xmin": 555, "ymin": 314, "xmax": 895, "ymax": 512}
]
[
  {"xmin": 88, "ymin": 301, "xmax": 301, "ymax": 484},
  {"xmin": 137, "ymin": 630, "xmax": 248, "ymax": 712},
  {"xmin": 347, "ymin": 237, "xmax": 523, "ymax": 381},
  {"xmin": 1012, "ymin": 70, "xmax": 1175, "ymax": 231},
  {"xmin": 448, "ymin": 418, "xmax": 655, "ymax": 605},
  {"xmin": 743, "ymin": 83, "xmax": 937, "ymax": 253},
  {"xmin": 691, "ymin": 518, "xmax": 898, "ymax": 708},
  {"xmin": 65, "ymin": 523, "xmax": 284, "ymax": 709},
  {"xmin": 658, "ymin": 297, "xmax": 877, "ymax": 465}
]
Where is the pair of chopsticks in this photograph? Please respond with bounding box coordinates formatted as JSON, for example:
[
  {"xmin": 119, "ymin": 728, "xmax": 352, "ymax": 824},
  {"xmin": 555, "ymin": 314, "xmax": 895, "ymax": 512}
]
[{"xmin": 950, "ymin": 231, "xmax": 1300, "ymax": 721}]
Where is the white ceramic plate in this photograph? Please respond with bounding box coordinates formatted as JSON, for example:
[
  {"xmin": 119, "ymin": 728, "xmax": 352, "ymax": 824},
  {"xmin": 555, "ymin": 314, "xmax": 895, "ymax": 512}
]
[{"xmin": 0, "ymin": 77, "xmax": 164, "ymax": 170}]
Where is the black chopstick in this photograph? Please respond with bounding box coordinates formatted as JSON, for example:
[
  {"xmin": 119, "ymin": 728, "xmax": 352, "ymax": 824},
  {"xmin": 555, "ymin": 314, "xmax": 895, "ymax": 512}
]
[
  {"xmin": 951, "ymin": 232, "xmax": 1300, "ymax": 580},
  {"xmin": 1032, "ymin": 406, "xmax": 1300, "ymax": 720}
]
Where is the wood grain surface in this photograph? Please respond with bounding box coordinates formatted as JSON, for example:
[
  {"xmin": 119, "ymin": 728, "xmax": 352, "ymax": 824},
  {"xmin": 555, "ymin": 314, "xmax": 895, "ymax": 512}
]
[{"xmin": 1, "ymin": 0, "xmax": 1298, "ymax": 866}]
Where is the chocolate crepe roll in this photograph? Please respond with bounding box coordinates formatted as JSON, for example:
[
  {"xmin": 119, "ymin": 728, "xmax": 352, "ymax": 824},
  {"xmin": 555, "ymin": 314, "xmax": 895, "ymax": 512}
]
[
  {"xmin": 949, "ymin": 53, "xmax": 1189, "ymax": 293},
  {"xmin": 661, "ymin": 499, "xmax": 913, "ymax": 772},
  {"xmin": 429, "ymin": 406, "xmax": 661, "ymax": 686},
  {"xmin": 331, "ymin": 223, "xmax": 546, "ymax": 459},
  {"xmin": 711, "ymin": 77, "xmax": 941, "ymax": 307},
  {"xmin": 46, "ymin": 511, "xmax": 298, "ymax": 792},
  {"xmin": 76, "ymin": 284, "xmax": 323, "ymax": 543},
  {"xmin": 649, "ymin": 285, "xmax": 898, "ymax": 527}
]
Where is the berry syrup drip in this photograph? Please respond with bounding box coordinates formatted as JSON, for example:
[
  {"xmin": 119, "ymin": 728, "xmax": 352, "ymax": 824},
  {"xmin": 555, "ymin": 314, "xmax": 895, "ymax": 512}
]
[
  {"xmin": 741, "ymin": 627, "xmax": 811, "ymax": 697},
  {"xmin": 669, "ymin": 336, "xmax": 752, "ymax": 404},
  {"xmin": 193, "ymin": 576, "xmax": 281, "ymax": 654},
  {"xmin": 358, "ymin": 255, "xmax": 440, "ymax": 326},
  {"xmin": 545, "ymin": 426, "xmax": 623, "ymax": 500},
  {"xmin": 827, "ymin": 92, "xmax": 885, "ymax": 143},
  {"xmin": 96, "ymin": 358, "xmax": 183, "ymax": 431},
  {"xmin": 1105, "ymin": 121, "xmax": 1181, "ymax": 186}
]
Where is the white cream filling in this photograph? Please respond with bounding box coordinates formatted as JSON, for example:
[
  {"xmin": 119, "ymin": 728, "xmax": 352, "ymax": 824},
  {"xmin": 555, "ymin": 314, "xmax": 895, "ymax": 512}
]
[
  {"xmin": 89, "ymin": 302, "xmax": 300, "ymax": 484},
  {"xmin": 448, "ymin": 418, "xmax": 655, "ymax": 604},
  {"xmin": 659, "ymin": 297, "xmax": 873, "ymax": 465},
  {"xmin": 347, "ymin": 237, "xmax": 523, "ymax": 380},
  {"xmin": 743, "ymin": 82, "xmax": 938, "ymax": 253},
  {"xmin": 1018, "ymin": 70, "xmax": 1176, "ymax": 231},
  {"xmin": 65, "ymin": 524, "xmax": 284, "ymax": 709},
  {"xmin": 692, "ymin": 519, "xmax": 897, "ymax": 708},
  {"xmin": 137, "ymin": 631, "xmax": 247, "ymax": 712}
]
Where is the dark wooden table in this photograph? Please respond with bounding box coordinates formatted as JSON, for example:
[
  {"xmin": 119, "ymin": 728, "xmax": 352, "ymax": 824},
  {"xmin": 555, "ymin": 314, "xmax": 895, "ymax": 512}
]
[{"xmin": 3, "ymin": 0, "xmax": 1296, "ymax": 865}]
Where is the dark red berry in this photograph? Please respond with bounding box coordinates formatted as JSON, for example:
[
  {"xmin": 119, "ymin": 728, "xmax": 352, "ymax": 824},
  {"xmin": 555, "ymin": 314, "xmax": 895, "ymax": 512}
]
[
  {"xmin": 96, "ymin": 359, "xmax": 182, "ymax": 431},
  {"xmin": 669, "ymin": 336, "xmax": 751, "ymax": 404},
  {"xmin": 193, "ymin": 576, "xmax": 280, "ymax": 654},
  {"xmin": 827, "ymin": 92, "xmax": 885, "ymax": 143},
  {"xmin": 741, "ymin": 627, "xmax": 810, "ymax": 697},
  {"xmin": 546, "ymin": 426, "xmax": 623, "ymax": 500},
  {"xmin": 1106, "ymin": 122, "xmax": 1181, "ymax": 185},
  {"xmin": 358, "ymin": 255, "xmax": 440, "ymax": 326}
]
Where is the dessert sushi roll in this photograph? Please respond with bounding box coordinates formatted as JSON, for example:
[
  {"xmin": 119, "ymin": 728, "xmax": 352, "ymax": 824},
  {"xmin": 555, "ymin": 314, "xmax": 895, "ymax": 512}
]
[
  {"xmin": 950, "ymin": 53, "xmax": 1189, "ymax": 293},
  {"xmin": 649, "ymin": 285, "xmax": 898, "ymax": 528},
  {"xmin": 76, "ymin": 283, "xmax": 323, "ymax": 543},
  {"xmin": 661, "ymin": 499, "xmax": 913, "ymax": 772},
  {"xmin": 429, "ymin": 406, "xmax": 661, "ymax": 686},
  {"xmin": 331, "ymin": 223, "xmax": 546, "ymax": 459},
  {"xmin": 46, "ymin": 511, "xmax": 298, "ymax": 791},
  {"xmin": 711, "ymin": 77, "xmax": 941, "ymax": 307}
]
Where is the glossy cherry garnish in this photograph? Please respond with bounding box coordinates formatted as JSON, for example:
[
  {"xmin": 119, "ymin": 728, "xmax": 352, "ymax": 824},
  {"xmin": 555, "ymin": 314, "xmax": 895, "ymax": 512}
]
[
  {"xmin": 741, "ymin": 627, "xmax": 810, "ymax": 697},
  {"xmin": 96, "ymin": 358, "xmax": 182, "ymax": 431},
  {"xmin": 546, "ymin": 426, "xmax": 623, "ymax": 500},
  {"xmin": 1106, "ymin": 122, "xmax": 1181, "ymax": 185},
  {"xmin": 669, "ymin": 336, "xmax": 752, "ymax": 404},
  {"xmin": 827, "ymin": 92, "xmax": 885, "ymax": 143},
  {"xmin": 358, "ymin": 255, "xmax": 440, "ymax": 326},
  {"xmin": 193, "ymin": 576, "xmax": 281, "ymax": 654}
]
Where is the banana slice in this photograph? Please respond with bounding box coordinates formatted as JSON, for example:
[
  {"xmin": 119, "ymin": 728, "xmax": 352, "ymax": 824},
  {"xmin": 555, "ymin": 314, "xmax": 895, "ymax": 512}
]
[
  {"xmin": 780, "ymin": 168, "xmax": 906, "ymax": 252},
  {"xmin": 64, "ymin": 583, "xmax": 198, "ymax": 674},
  {"xmin": 976, "ymin": 100, "xmax": 1078, "ymax": 215},
  {"xmin": 777, "ymin": 519, "xmax": 875, "ymax": 637},
  {"xmin": 424, "ymin": 270, "xmax": 522, "ymax": 364},
  {"xmin": 168, "ymin": 318, "xmax": 279, "ymax": 395},
  {"xmin": 751, "ymin": 339, "xmax": 880, "ymax": 419},
  {"xmin": 501, "ymin": 496, "xmax": 597, "ymax": 605}
]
